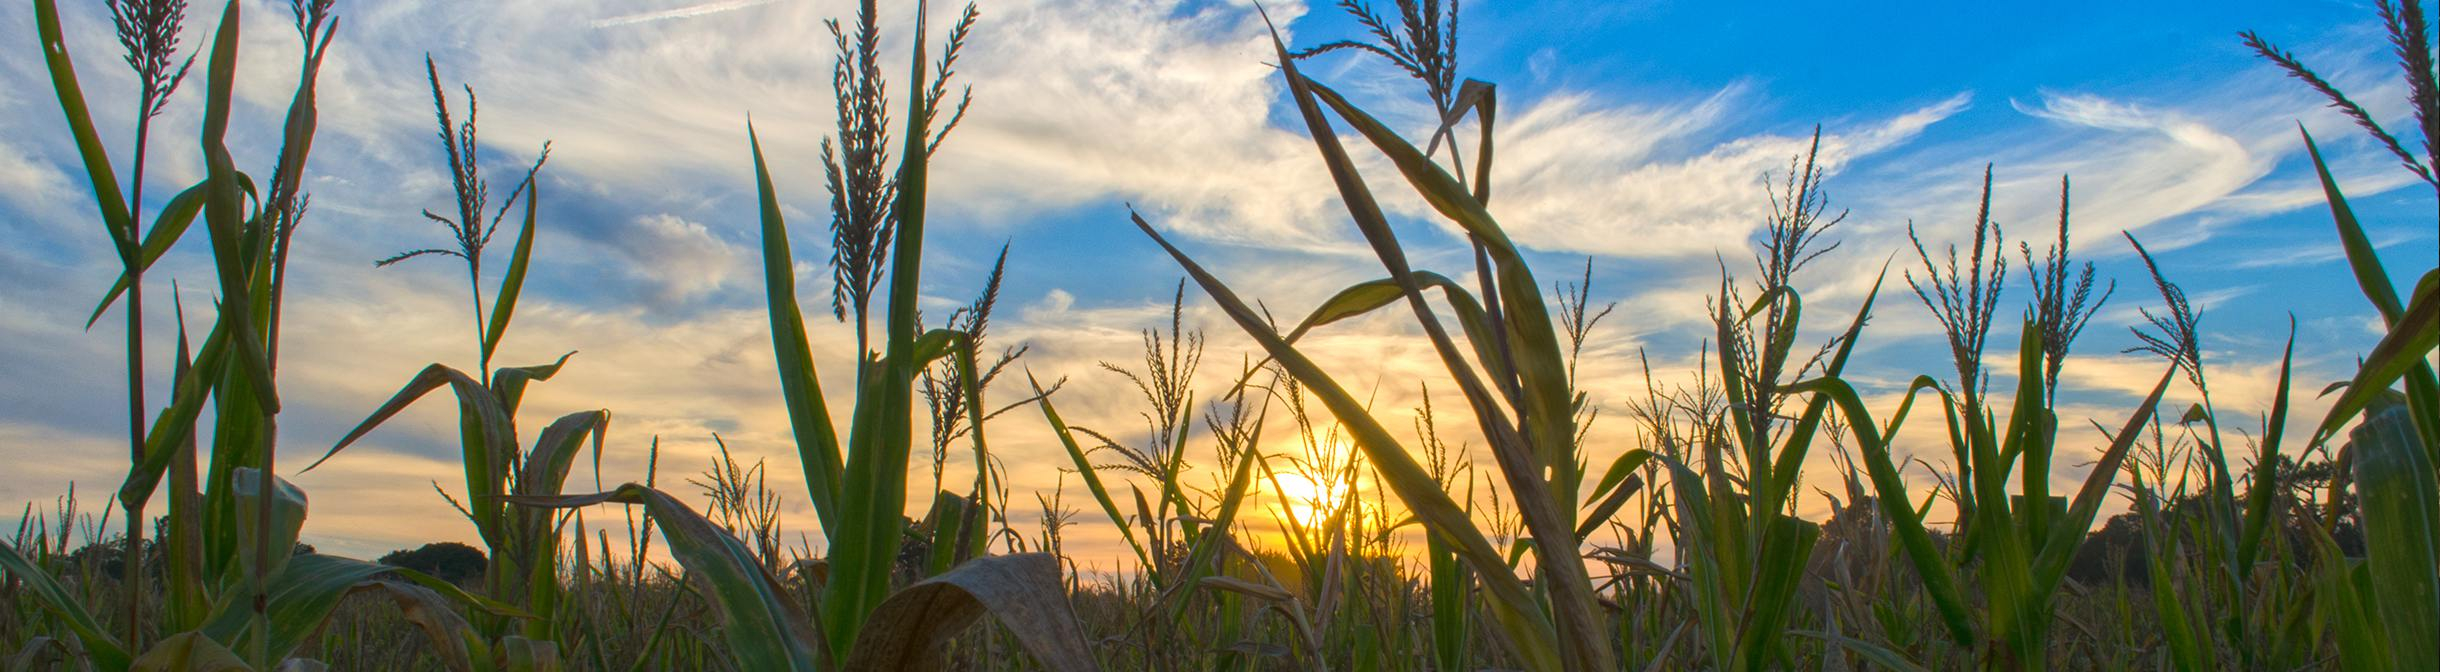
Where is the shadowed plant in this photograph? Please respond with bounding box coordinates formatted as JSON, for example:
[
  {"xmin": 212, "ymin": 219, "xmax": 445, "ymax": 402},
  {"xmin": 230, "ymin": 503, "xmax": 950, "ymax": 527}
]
[
  {"xmin": 2245, "ymin": 3, "xmax": 2440, "ymax": 670},
  {"xmin": 310, "ymin": 55, "xmax": 602, "ymax": 660}
]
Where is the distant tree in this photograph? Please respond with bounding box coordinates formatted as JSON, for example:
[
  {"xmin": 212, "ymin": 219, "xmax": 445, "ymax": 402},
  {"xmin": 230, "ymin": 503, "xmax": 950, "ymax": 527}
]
[
  {"xmin": 378, "ymin": 542, "xmax": 487, "ymax": 585},
  {"xmin": 2066, "ymin": 467, "xmax": 2366, "ymax": 588},
  {"xmin": 2068, "ymin": 511, "xmax": 2149, "ymax": 586}
]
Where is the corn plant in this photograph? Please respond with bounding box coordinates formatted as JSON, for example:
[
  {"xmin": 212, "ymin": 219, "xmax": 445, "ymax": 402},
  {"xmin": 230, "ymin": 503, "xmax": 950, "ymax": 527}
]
[
  {"xmin": 304, "ymin": 55, "xmax": 603, "ymax": 656},
  {"xmin": 1625, "ymin": 131, "xmax": 1877, "ymax": 670},
  {"xmin": 1129, "ymin": 9, "xmax": 1684, "ymax": 667},
  {"xmin": 1777, "ymin": 175, "xmax": 2186, "ymax": 670},
  {"xmin": 1025, "ymin": 290, "xmax": 1269, "ymax": 668},
  {"xmin": 2085, "ymin": 236, "xmax": 2301, "ymax": 670},
  {"xmin": 4, "ymin": 2, "xmax": 512, "ymax": 669},
  {"xmin": 495, "ymin": 1, "xmax": 1097, "ymax": 669},
  {"xmin": 65, "ymin": 0, "xmax": 199, "ymax": 646},
  {"xmin": 2246, "ymin": 3, "xmax": 2440, "ymax": 669}
]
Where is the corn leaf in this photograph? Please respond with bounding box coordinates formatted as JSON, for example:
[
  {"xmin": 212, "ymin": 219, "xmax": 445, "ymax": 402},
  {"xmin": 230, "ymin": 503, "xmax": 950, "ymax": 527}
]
[
  {"xmin": 2303, "ymin": 128, "xmax": 2440, "ymax": 453},
  {"xmin": 2315, "ymin": 276, "xmax": 2440, "ymax": 445},
  {"xmin": 1129, "ymin": 210, "xmax": 1564, "ymax": 672},
  {"xmin": 841, "ymin": 553, "xmax": 1098, "ymax": 672},
  {"xmin": 512, "ymin": 484, "xmax": 824, "ymax": 672},
  {"xmin": 1784, "ymin": 375, "xmax": 1976, "ymax": 644},
  {"xmin": 485, "ymin": 180, "xmax": 541, "ymax": 362},
  {"xmin": 2349, "ymin": 406, "xmax": 2440, "ymax": 671},
  {"xmin": 492, "ymin": 352, "xmax": 576, "ymax": 417},
  {"xmin": 751, "ymin": 126, "xmax": 846, "ymax": 535},
  {"xmin": 1030, "ymin": 373, "xmax": 1153, "ymax": 572},
  {"xmin": 31, "ymin": 0, "xmax": 136, "ymax": 259},
  {"xmin": 0, "ymin": 542, "xmax": 131, "ymax": 671},
  {"xmin": 88, "ymin": 180, "xmax": 225, "ymax": 328},
  {"xmin": 129, "ymin": 632, "xmax": 246, "ymax": 672},
  {"xmin": 312, "ymin": 364, "xmax": 515, "ymax": 547}
]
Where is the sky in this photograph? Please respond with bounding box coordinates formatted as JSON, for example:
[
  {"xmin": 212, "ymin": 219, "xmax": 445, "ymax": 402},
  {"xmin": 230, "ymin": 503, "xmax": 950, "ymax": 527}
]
[{"xmin": 1, "ymin": 0, "xmax": 2434, "ymax": 570}]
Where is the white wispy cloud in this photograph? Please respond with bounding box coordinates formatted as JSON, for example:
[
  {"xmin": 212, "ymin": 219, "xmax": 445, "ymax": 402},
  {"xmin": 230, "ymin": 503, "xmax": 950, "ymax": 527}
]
[
  {"xmin": 591, "ymin": 0, "xmax": 783, "ymax": 29},
  {"xmin": 1493, "ymin": 89, "xmax": 1972, "ymax": 259}
]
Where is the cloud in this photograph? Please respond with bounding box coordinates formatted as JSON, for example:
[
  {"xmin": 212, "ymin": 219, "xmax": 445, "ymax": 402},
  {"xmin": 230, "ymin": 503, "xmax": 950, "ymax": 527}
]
[
  {"xmin": 0, "ymin": 136, "xmax": 68, "ymax": 202},
  {"xmin": 577, "ymin": 213, "xmax": 741, "ymax": 306},
  {"xmin": 590, "ymin": 0, "xmax": 782, "ymax": 29},
  {"xmin": 1491, "ymin": 90, "xmax": 1971, "ymax": 258}
]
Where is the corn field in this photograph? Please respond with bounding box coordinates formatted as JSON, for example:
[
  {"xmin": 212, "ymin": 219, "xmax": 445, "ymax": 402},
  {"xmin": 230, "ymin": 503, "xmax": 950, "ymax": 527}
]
[{"xmin": 3, "ymin": 0, "xmax": 2436, "ymax": 670}]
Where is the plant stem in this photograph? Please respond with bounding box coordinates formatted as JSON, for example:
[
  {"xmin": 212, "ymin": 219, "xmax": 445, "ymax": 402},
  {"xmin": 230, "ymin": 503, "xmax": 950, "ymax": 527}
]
[
  {"xmin": 469, "ymin": 260, "xmax": 488, "ymax": 385},
  {"xmin": 121, "ymin": 98, "xmax": 154, "ymax": 652}
]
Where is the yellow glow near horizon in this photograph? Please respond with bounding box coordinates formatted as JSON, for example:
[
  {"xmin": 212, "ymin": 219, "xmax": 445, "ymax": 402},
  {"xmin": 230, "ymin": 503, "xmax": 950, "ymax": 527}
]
[{"xmin": 1269, "ymin": 468, "xmax": 1337, "ymax": 532}]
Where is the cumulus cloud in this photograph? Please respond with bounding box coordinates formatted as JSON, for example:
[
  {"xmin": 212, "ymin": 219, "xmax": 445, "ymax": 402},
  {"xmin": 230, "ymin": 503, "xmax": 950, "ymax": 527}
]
[{"xmin": 579, "ymin": 213, "xmax": 741, "ymax": 306}]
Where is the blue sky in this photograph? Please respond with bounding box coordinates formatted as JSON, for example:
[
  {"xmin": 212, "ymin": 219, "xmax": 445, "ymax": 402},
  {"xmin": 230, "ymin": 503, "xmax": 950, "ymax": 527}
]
[{"xmin": 1, "ymin": 0, "xmax": 2431, "ymax": 564}]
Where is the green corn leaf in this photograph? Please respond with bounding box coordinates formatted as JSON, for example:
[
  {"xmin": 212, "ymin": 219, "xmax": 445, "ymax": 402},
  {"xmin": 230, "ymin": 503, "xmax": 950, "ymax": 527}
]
[
  {"xmin": 2148, "ymin": 532, "xmax": 2208, "ymax": 671},
  {"xmin": 1661, "ymin": 454, "xmax": 1737, "ymax": 667},
  {"xmin": 824, "ymin": 10, "xmax": 944, "ymax": 657},
  {"xmin": 1715, "ymin": 289, "xmax": 1777, "ymax": 514},
  {"xmin": 1143, "ymin": 442, "xmax": 1260, "ymax": 623},
  {"xmin": 841, "ymin": 553, "xmax": 1099, "ymax": 672},
  {"xmin": 919, "ymin": 492, "xmax": 972, "ymax": 577},
  {"xmin": 118, "ymin": 321, "xmax": 234, "ymax": 508},
  {"xmin": 0, "ymin": 542, "xmax": 132, "ymax": 671},
  {"xmin": 311, "ymin": 364, "xmax": 516, "ymax": 547},
  {"xmin": 1257, "ymin": 17, "xmax": 1601, "ymax": 664},
  {"xmin": 1030, "ymin": 372, "xmax": 1153, "ymax": 572},
  {"xmin": 199, "ymin": 553, "xmax": 513, "ymax": 668},
  {"xmin": 516, "ymin": 410, "xmax": 610, "ymax": 500},
  {"xmin": 1289, "ymin": 274, "xmax": 1509, "ymax": 384},
  {"xmin": 166, "ymin": 316, "xmax": 210, "ymax": 631},
  {"xmin": 2315, "ymin": 276, "xmax": 2440, "ymax": 445},
  {"xmin": 1422, "ymin": 78, "xmax": 1497, "ymax": 199},
  {"xmin": 32, "ymin": 0, "xmax": 137, "ymax": 259},
  {"xmin": 1734, "ymin": 515, "xmax": 1821, "ymax": 671},
  {"xmin": 1129, "ymin": 209, "xmax": 1564, "ymax": 672},
  {"xmin": 1576, "ymin": 450, "xmax": 1649, "ymax": 541},
  {"xmin": 130, "ymin": 632, "xmax": 246, "ymax": 672},
  {"xmin": 492, "ymin": 352, "xmax": 576, "ymax": 417},
  {"xmin": 1784, "ymin": 375, "xmax": 1977, "ymax": 644},
  {"xmin": 226, "ymin": 468, "xmax": 307, "ymax": 592},
  {"xmin": 2301, "ymin": 128, "xmax": 2408, "ymax": 321},
  {"xmin": 486, "ymin": 180, "xmax": 541, "ymax": 362},
  {"xmin": 2305, "ymin": 524, "xmax": 2389, "ymax": 672},
  {"xmin": 365, "ymin": 581, "xmax": 484, "ymax": 672},
  {"xmin": 2030, "ymin": 365, "xmax": 2175, "ymax": 594},
  {"xmin": 260, "ymin": 0, "xmax": 330, "ymax": 214},
  {"xmin": 2303, "ymin": 128, "xmax": 2440, "ymax": 455},
  {"xmin": 2237, "ymin": 325, "xmax": 2297, "ymax": 574},
  {"xmin": 88, "ymin": 180, "xmax": 220, "ymax": 328},
  {"xmin": 512, "ymin": 485, "xmax": 824, "ymax": 672},
  {"xmin": 1585, "ymin": 448, "xmax": 1654, "ymax": 508},
  {"xmin": 1765, "ymin": 266, "xmax": 1887, "ymax": 512},
  {"xmin": 1427, "ymin": 530, "xmax": 1468, "ymax": 672},
  {"xmin": 2006, "ymin": 318, "xmax": 2056, "ymax": 543},
  {"xmin": 2349, "ymin": 406, "xmax": 2440, "ymax": 671},
  {"xmin": 512, "ymin": 409, "xmax": 609, "ymax": 633},
  {"xmin": 1300, "ymin": 74, "xmax": 1582, "ymax": 498},
  {"xmin": 751, "ymin": 125, "xmax": 846, "ymax": 535},
  {"xmin": 193, "ymin": 0, "xmax": 277, "ymax": 413}
]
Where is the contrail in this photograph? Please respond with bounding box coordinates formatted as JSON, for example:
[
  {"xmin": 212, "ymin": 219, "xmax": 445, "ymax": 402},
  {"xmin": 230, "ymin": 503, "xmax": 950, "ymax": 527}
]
[{"xmin": 591, "ymin": 0, "xmax": 781, "ymax": 29}]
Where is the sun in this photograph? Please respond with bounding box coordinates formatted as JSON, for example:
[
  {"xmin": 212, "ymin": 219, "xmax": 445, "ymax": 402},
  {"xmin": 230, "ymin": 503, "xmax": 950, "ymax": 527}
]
[{"xmin": 1271, "ymin": 469, "xmax": 1341, "ymax": 531}]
